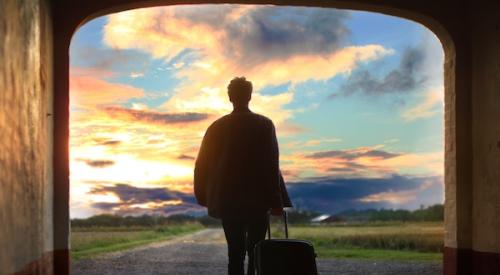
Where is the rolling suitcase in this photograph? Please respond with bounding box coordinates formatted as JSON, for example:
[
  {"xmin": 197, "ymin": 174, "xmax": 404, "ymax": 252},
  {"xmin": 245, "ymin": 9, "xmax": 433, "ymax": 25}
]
[{"xmin": 254, "ymin": 211, "xmax": 318, "ymax": 275}]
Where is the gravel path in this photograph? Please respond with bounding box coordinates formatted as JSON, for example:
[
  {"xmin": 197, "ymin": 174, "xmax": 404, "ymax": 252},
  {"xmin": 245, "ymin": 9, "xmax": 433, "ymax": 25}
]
[{"xmin": 72, "ymin": 228, "xmax": 442, "ymax": 275}]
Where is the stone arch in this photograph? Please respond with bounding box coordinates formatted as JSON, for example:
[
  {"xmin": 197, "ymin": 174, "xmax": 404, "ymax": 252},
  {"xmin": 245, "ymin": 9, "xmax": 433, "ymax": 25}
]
[{"xmin": 53, "ymin": 1, "xmax": 467, "ymax": 274}]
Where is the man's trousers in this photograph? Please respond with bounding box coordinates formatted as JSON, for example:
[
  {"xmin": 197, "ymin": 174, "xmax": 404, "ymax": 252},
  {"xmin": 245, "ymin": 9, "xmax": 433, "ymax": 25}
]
[{"xmin": 221, "ymin": 212, "xmax": 268, "ymax": 275}]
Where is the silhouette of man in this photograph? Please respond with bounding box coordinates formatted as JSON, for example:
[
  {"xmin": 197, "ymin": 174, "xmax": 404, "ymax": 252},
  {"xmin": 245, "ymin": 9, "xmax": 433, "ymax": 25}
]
[{"xmin": 194, "ymin": 77, "xmax": 291, "ymax": 275}]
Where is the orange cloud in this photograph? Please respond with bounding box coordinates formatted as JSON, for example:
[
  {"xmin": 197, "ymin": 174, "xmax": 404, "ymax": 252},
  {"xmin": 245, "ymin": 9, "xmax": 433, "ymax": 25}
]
[
  {"xmin": 358, "ymin": 180, "xmax": 435, "ymax": 204},
  {"xmin": 401, "ymin": 87, "xmax": 444, "ymax": 121},
  {"xmin": 69, "ymin": 72, "xmax": 216, "ymax": 206},
  {"xmin": 381, "ymin": 151, "xmax": 443, "ymax": 176},
  {"xmin": 102, "ymin": 6, "xmax": 391, "ymax": 132},
  {"xmin": 70, "ymin": 75, "xmax": 144, "ymax": 108},
  {"xmin": 280, "ymin": 146, "xmax": 443, "ymax": 181},
  {"xmin": 103, "ymin": 106, "xmax": 210, "ymax": 125}
]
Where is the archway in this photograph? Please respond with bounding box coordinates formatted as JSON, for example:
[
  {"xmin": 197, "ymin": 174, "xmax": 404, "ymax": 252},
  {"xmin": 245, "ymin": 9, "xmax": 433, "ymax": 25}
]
[{"xmin": 52, "ymin": 1, "xmax": 465, "ymax": 274}]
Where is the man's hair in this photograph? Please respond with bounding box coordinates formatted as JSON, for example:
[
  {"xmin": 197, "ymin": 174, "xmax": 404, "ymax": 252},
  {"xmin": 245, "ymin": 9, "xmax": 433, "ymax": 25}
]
[{"xmin": 228, "ymin": 77, "xmax": 252, "ymax": 104}]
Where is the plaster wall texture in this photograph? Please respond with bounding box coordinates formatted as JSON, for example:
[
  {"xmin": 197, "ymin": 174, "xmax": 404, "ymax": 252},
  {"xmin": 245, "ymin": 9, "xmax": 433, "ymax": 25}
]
[
  {"xmin": 444, "ymin": 31, "xmax": 473, "ymax": 252},
  {"xmin": 0, "ymin": 0, "xmax": 54, "ymax": 273},
  {"xmin": 443, "ymin": 39, "xmax": 457, "ymax": 249},
  {"xmin": 470, "ymin": 3, "xmax": 500, "ymax": 254}
]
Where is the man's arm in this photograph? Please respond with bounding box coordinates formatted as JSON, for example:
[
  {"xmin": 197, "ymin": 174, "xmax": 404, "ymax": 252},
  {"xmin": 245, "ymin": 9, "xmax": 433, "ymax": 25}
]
[{"xmin": 194, "ymin": 127, "xmax": 212, "ymax": 206}]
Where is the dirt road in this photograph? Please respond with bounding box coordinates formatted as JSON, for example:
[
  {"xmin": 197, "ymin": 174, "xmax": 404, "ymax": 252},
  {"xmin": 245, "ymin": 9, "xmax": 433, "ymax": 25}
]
[{"xmin": 72, "ymin": 228, "xmax": 441, "ymax": 275}]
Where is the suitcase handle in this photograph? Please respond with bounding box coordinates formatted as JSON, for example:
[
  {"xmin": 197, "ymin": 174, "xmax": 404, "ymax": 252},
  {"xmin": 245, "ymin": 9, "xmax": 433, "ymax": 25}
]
[{"xmin": 267, "ymin": 210, "xmax": 289, "ymax": 239}]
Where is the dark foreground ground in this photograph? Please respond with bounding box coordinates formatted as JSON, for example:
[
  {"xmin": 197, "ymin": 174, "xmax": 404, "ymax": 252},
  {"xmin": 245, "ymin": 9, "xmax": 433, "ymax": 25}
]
[{"xmin": 72, "ymin": 229, "xmax": 442, "ymax": 275}]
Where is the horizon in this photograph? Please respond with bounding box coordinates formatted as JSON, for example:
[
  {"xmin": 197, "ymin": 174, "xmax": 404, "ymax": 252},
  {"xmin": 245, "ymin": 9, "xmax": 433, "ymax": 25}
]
[
  {"xmin": 70, "ymin": 4, "xmax": 444, "ymax": 218},
  {"xmin": 71, "ymin": 202, "xmax": 445, "ymax": 219}
]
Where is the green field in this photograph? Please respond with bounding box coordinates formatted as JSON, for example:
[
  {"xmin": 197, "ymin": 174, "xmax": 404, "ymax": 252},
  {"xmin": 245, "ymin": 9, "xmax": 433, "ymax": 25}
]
[
  {"xmin": 71, "ymin": 221, "xmax": 443, "ymax": 262},
  {"xmin": 271, "ymin": 222, "xmax": 443, "ymax": 261},
  {"xmin": 71, "ymin": 223, "xmax": 203, "ymax": 260}
]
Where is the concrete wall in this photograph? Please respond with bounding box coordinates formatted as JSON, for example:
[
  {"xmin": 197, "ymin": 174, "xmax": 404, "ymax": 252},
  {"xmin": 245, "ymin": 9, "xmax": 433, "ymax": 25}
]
[
  {"xmin": 444, "ymin": 2, "xmax": 500, "ymax": 273},
  {"xmin": 0, "ymin": 0, "xmax": 54, "ymax": 274},
  {"xmin": 470, "ymin": 2, "xmax": 500, "ymax": 254}
]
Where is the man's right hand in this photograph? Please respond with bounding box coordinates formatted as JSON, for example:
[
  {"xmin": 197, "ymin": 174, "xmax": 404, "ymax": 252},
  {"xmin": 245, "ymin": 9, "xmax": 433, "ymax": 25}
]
[{"xmin": 270, "ymin": 207, "xmax": 284, "ymax": 216}]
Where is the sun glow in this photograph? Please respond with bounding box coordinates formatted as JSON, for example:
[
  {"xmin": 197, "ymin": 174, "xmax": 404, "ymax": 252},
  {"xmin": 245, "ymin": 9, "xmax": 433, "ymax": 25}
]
[
  {"xmin": 90, "ymin": 192, "xmax": 121, "ymax": 203},
  {"xmin": 71, "ymin": 153, "xmax": 193, "ymax": 184},
  {"xmin": 127, "ymin": 200, "xmax": 184, "ymax": 210}
]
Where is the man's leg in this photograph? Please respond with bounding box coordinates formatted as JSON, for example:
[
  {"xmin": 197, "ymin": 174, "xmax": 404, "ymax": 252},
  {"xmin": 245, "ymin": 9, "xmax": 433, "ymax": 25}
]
[
  {"xmin": 245, "ymin": 213, "xmax": 268, "ymax": 275},
  {"xmin": 222, "ymin": 217, "xmax": 246, "ymax": 275}
]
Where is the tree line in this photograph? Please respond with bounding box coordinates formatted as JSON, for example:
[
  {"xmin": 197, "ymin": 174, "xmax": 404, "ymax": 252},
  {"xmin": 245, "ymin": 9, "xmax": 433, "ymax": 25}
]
[
  {"xmin": 334, "ymin": 204, "xmax": 444, "ymax": 222},
  {"xmin": 71, "ymin": 204, "xmax": 443, "ymax": 227}
]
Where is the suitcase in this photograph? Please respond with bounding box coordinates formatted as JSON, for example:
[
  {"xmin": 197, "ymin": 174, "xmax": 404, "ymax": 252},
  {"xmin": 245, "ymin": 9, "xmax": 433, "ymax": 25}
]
[{"xmin": 254, "ymin": 211, "xmax": 318, "ymax": 275}]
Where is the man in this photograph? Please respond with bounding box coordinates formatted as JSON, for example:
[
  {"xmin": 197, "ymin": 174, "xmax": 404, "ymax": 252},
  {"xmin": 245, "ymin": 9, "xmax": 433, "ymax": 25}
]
[{"xmin": 194, "ymin": 77, "xmax": 292, "ymax": 275}]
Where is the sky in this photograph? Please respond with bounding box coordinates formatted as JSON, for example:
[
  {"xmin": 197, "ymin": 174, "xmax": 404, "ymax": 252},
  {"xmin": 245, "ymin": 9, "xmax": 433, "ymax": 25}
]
[{"xmin": 69, "ymin": 4, "xmax": 444, "ymax": 218}]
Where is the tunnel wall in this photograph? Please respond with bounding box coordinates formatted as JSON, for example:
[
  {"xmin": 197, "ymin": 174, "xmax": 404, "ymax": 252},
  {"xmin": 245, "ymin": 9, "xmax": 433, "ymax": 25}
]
[
  {"xmin": 0, "ymin": 0, "xmax": 54, "ymax": 274},
  {"xmin": 469, "ymin": 2, "xmax": 500, "ymax": 272},
  {"xmin": 442, "ymin": 3, "xmax": 500, "ymax": 274}
]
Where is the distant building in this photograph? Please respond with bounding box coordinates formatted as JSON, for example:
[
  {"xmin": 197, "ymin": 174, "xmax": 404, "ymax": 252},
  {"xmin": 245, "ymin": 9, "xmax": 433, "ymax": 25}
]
[{"xmin": 310, "ymin": 214, "xmax": 344, "ymax": 224}]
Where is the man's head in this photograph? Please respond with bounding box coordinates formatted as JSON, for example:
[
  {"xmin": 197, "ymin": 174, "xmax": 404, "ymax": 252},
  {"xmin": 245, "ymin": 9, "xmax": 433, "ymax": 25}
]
[{"xmin": 228, "ymin": 77, "xmax": 252, "ymax": 107}]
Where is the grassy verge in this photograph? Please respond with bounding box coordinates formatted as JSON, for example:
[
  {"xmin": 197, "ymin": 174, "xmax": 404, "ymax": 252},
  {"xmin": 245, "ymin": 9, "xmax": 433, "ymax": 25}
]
[
  {"xmin": 271, "ymin": 222, "xmax": 443, "ymax": 262},
  {"xmin": 71, "ymin": 223, "xmax": 203, "ymax": 260},
  {"xmin": 316, "ymin": 247, "xmax": 442, "ymax": 261}
]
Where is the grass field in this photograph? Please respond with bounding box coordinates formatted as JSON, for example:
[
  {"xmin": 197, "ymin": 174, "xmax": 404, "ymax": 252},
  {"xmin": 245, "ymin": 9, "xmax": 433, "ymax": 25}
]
[
  {"xmin": 72, "ymin": 221, "xmax": 443, "ymax": 262},
  {"xmin": 271, "ymin": 222, "xmax": 443, "ymax": 261},
  {"xmin": 71, "ymin": 223, "xmax": 203, "ymax": 260}
]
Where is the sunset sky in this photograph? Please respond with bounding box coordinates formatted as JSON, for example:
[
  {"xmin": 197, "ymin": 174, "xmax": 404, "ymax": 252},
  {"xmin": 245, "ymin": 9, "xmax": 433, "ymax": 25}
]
[{"xmin": 70, "ymin": 5, "xmax": 444, "ymax": 218}]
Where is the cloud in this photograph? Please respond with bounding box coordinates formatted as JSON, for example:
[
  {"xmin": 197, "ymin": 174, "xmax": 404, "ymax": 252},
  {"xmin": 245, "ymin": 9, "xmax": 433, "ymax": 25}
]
[
  {"xmin": 327, "ymin": 162, "xmax": 369, "ymax": 173},
  {"xmin": 103, "ymin": 5, "xmax": 390, "ymax": 128},
  {"xmin": 90, "ymin": 183, "xmax": 195, "ymax": 203},
  {"xmin": 82, "ymin": 175, "xmax": 444, "ymax": 216},
  {"xmin": 70, "ymin": 45, "xmax": 149, "ymax": 73},
  {"xmin": 281, "ymin": 169, "xmax": 301, "ymax": 178},
  {"xmin": 277, "ymin": 122, "xmax": 306, "ymax": 135},
  {"xmin": 306, "ymin": 148, "xmax": 400, "ymax": 160},
  {"xmin": 358, "ymin": 180, "xmax": 434, "ymax": 204},
  {"xmin": 246, "ymin": 45, "xmax": 390, "ymax": 88},
  {"xmin": 283, "ymin": 138, "xmax": 342, "ymax": 149},
  {"xmin": 103, "ymin": 106, "xmax": 210, "ymax": 125},
  {"xmin": 156, "ymin": 45, "xmax": 388, "ymax": 131},
  {"xmin": 382, "ymin": 151, "xmax": 443, "ymax": 176},
  {"xmin": 78, "ymin": 158, "xmax": 116, "ymax": 168},
  {"xmin": 70, "ymin": 75, "xmax": 144, "ymax": 108},
  {"xmin": 71, "ymin": 152, "xmax": 195, "ymax": 190},
  {"xmin": 333, "ymin": 32, "xmax": 445, "ymax": 122},
  {"xmin": 280, "ymin": 146, "xmax": 443, "ymax": 181},
  {"xmin": 401, "ymin": 88, "xmax": 443, "ymax": 121},
  {"xmin": 89, "ymin": 184, "xmax": 203, "ymax": 216},
  {"xmin": 177, "ymin": 154, "xmax": 195, "ymax": 161},
  {"xmin": 220, "ymin": 7, "xmax": 351, "ymax": 65},
  {"xmin": 71, "ymin": 67, "xmax": 116, "ymax": 78},
  {"xmin": 130, "ymin": 72, "xmax": 144, "ymax": 78},
  {"xmin": 93, "ymin": 201, "xmax": 204, "ymax": 217},
  {"xmin": 336, "ymin": 46, "xmax": 426, "ymax": 97},
  {"xmin": 287, "ymin": 175, "xmax": 443, "ymax": 213},
  {"xmin": 97, "ymin": 140, "xmax": 122, "ymax": 146},
  {"xmin": 305, "ymin": 138, "xmax": 342, "ymax": 146},
  {"xmin": 104, "ymin": 6, "xmax": 351, "ymax": 66}
]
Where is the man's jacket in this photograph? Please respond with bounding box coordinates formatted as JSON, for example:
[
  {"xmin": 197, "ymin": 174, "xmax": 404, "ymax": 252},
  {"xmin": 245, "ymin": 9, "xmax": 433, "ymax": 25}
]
[{"xmin": 194, "ymin": 108, "xmax": 292, "ymax": 218}]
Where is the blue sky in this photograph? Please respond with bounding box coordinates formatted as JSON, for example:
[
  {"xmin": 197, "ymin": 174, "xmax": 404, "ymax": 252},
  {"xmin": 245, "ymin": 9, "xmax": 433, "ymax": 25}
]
[{"xmin": 69, "ymin": 5, "xmax": 444, "ymax": 218}]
